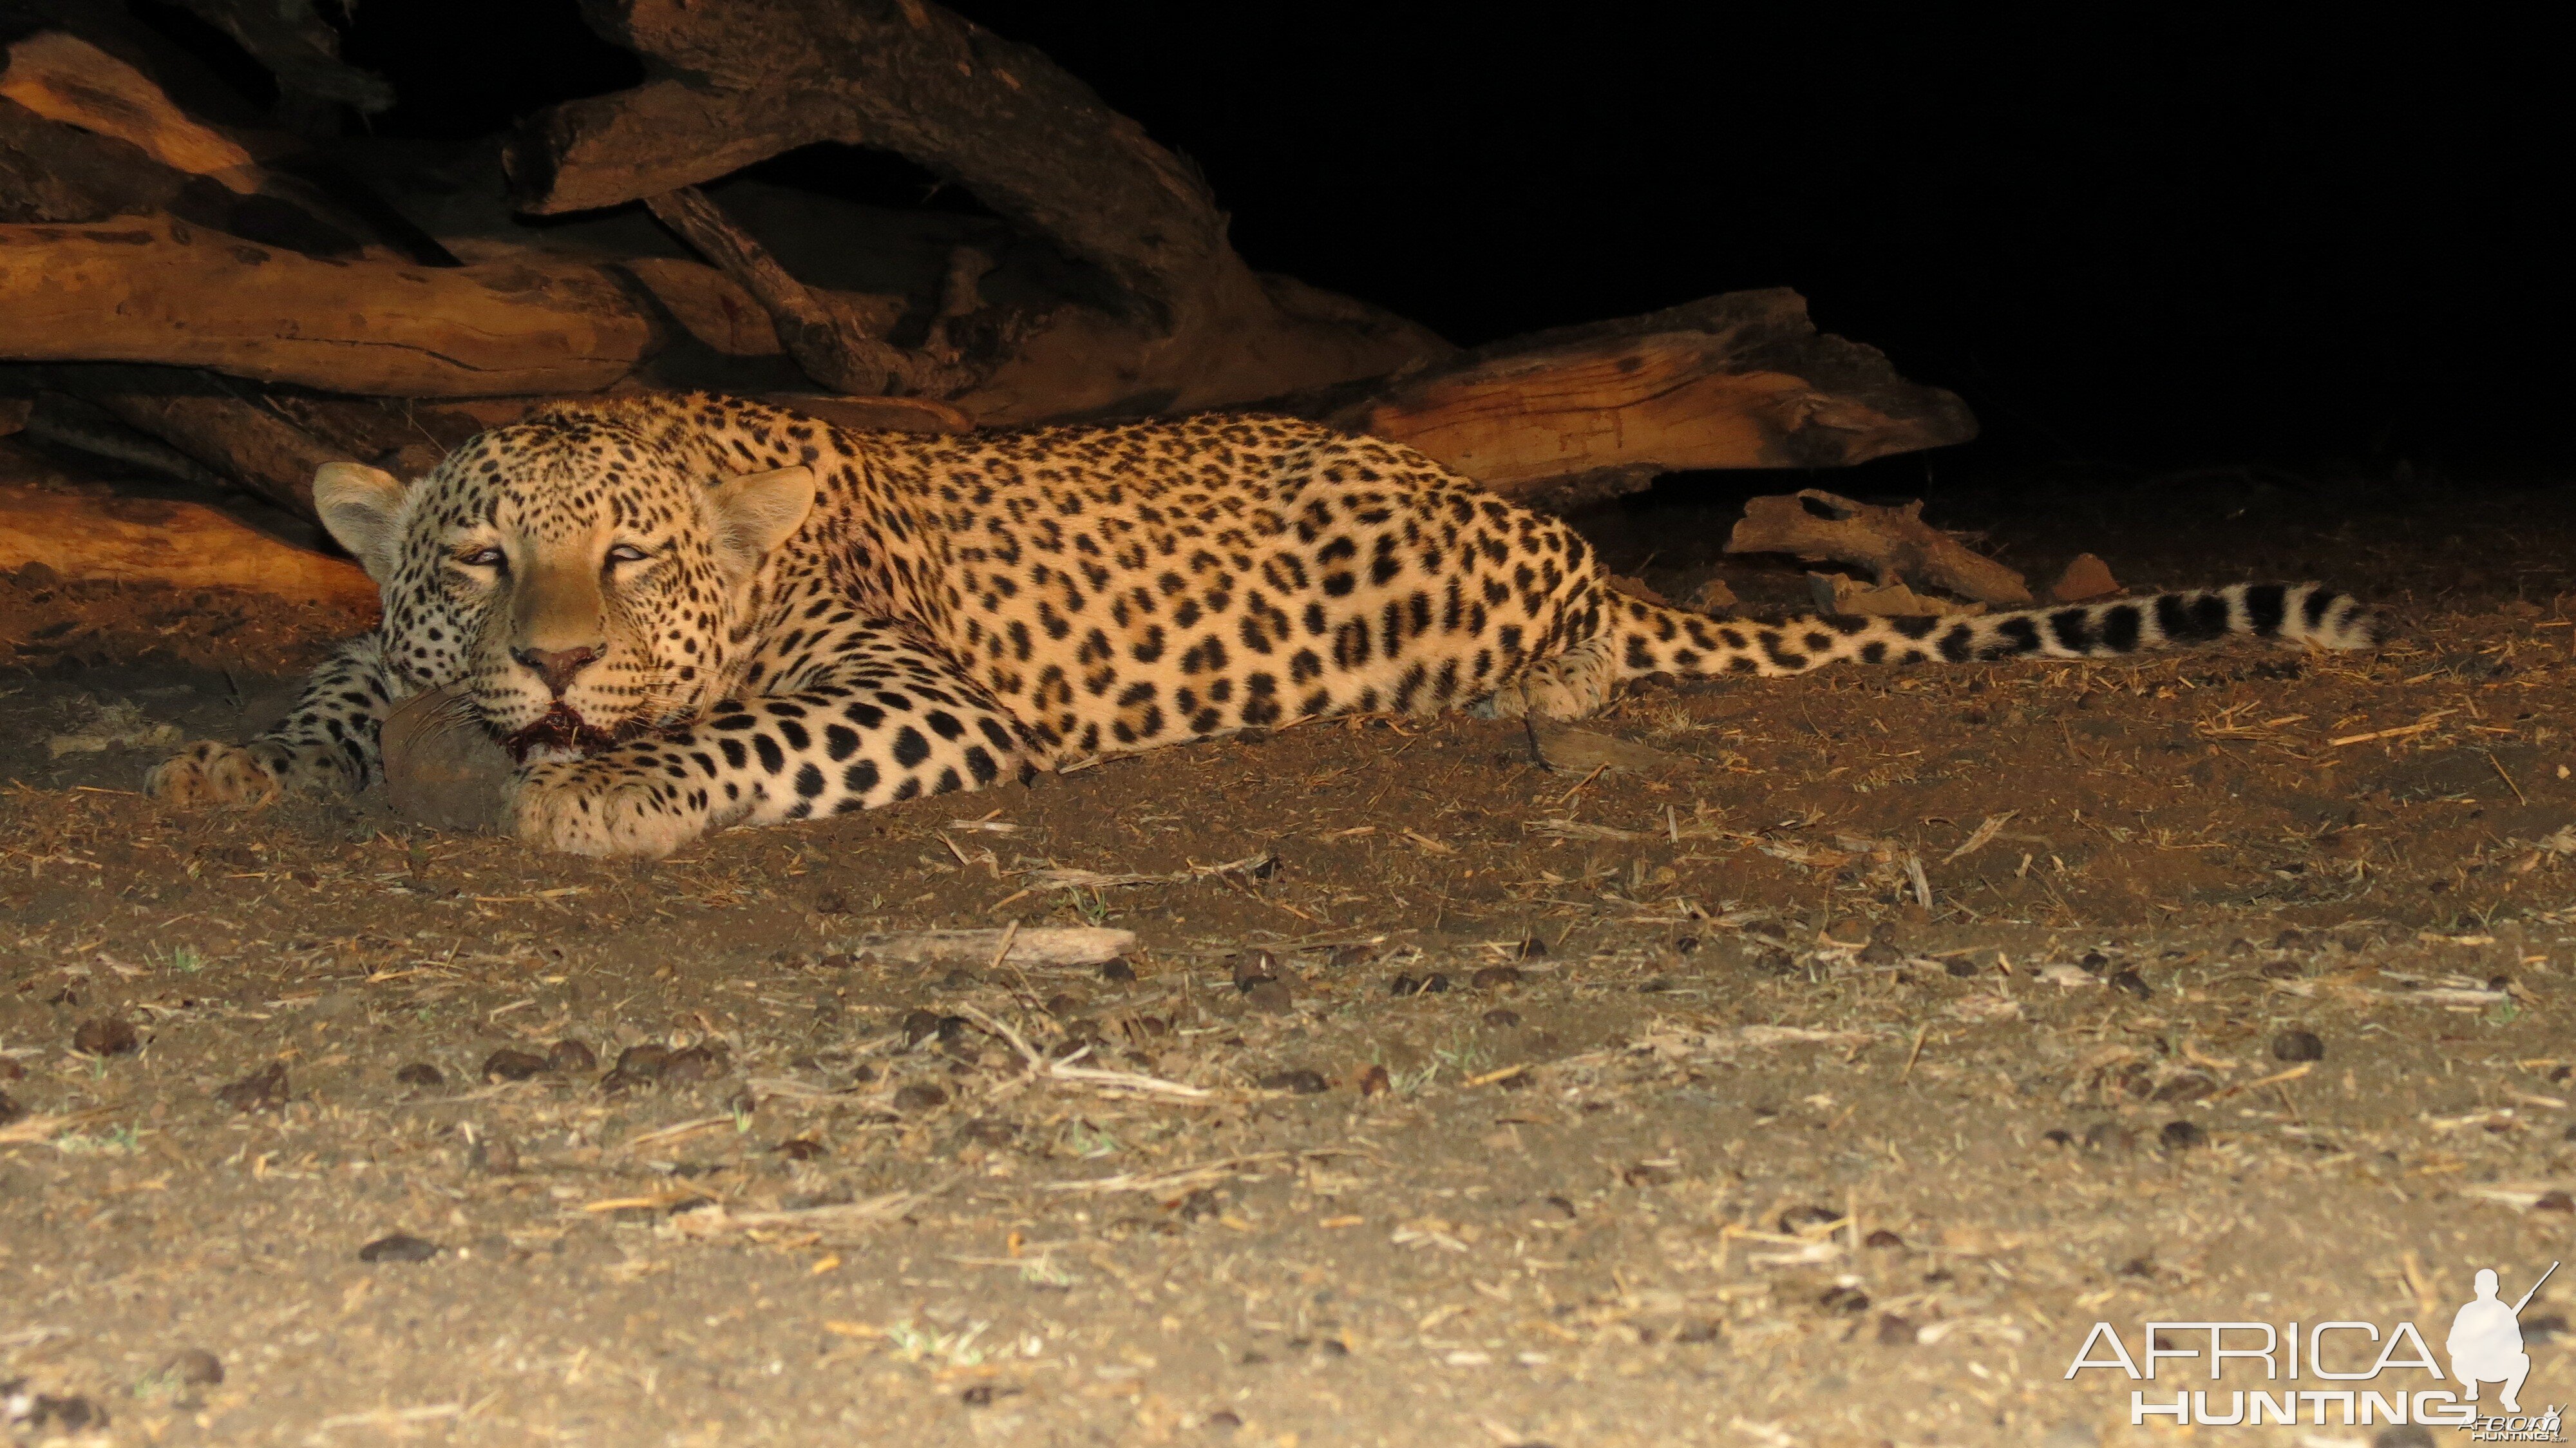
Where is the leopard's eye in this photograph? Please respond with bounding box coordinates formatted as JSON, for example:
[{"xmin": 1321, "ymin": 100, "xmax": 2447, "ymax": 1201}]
[
  {"xmin": 456, "ymin": 545, "xmax": 507, "ymax": 570},
  {"xmin": 605, "ymin": 542, "xmax": 650, "ymax": 566}
]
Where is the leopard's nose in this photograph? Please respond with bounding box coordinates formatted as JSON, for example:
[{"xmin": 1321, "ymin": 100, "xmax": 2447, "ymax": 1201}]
[{"xmin": 512, "ymin": 644, "xmax": 601, "ymax": 696}]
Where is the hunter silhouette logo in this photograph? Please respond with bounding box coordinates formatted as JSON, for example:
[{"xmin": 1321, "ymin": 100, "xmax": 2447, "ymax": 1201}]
[
  {"xmin": 2453, "ymin": 1262, "xmax": 2556, "ymax": 1415},
  {"xmin": 2063, "ymin": 1259, "xmax": 2564, "ymax": 1435}
]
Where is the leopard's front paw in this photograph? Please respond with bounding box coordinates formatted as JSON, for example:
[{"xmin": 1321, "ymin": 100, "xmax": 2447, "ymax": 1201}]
[
  {"xmin": 146, "ymin": 741, "xmax": 283, "ymax": 808},
  {"xmin": 509, "ymin": 760, "xmax": 707, "ymax": 859}
]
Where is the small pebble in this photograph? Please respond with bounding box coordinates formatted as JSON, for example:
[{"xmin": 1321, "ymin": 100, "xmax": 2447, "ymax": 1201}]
[
  {"xmin": 393, "ymin": 1062, "xmax": 444, "ymax": 1088},
  {"xmin": 71, "ymin": 1016, "xmax": 138, "ymax": 1057},
  {"xmin": 1242, "ymin": 979, "xmax": 1295, "ymax": 1014},
  {"xmin": 2110, "ymin": 969, "xmax": 2151, "ymax": 998},
  {"xmin": 2536, "ymin": 1191, "xmax": 2574, "ymax": 1213},
  {"xmin": 2159, "ymin": 1119, "xmax": 2208, "ymax": 1150},
  {"xmin": 1231, "ymin": 951, "xmax": 1282, "ymax": 989},
  {"xmin": 1542, "ymin": 1195, "xmax": 1577, "ymax": 1219},
  {"xmin": 1044, "ymin": 991, "xmax": 1086, "ymax": 1016},
  {"xmin": 773, "ymin": 1136, "xmax": 826, "ymax": 1161},
  {"xmin": 658, "ymin": 1044, "xmax": 724, "ymax": 1084},
  {"xmin": 1357, "ymin": 1064, "xmax": 1391, "ymax": 1096},
  {"xmin": 1819, "ymin": 1285, "xmax": 1870, "ymax": 1313},
  {"xmin": 2042, "ymin": 1128, "xmax": 2074, "ymax": 1147},
  {"xmin": 1387, "ymin": 974, "xmax": 1421, "ymax": 996},
  {"xmin": 214, "ymin": 1062, "xmax": 288, "ymax": 1113},
  {"xmin": 1325, "ymin": 943, "xmax": 1379, "ymax": 968},
  {"xmin": 1622, "ymin": 1161, "xmax": 1678, "ymax": 1187},
  {"xmin": 1481, "ymin": 1008, "xmax": 1522, "ymax": 1029},
  {"xmin": 1859, "ymin": 940, "xmax": 1902, "ymax": 966},
  {"xmin": 1875, "ymin": 1313, "xmax": 1918, "ymax": 1346},
  {"xmin": 2271, "ymin": 1029, "xmax": 2325, "ymax": 1062},
  {"xmin": 161, "ymin": 1348, "xmax": 222, "ymax": 1387},
  {"xmin": 1100, "ymin": 957, "xmax": 1139, "ymax": 983},
  {"xmin": 1418, "ymin": 972, "xmax": 1452, "ymax": 994},
  {"xmin": 468, "ymin": 1134, "xmax": 518, "ymax": 1174},
  {"xmin": 938, "ymin": 967, "xmax": 980, "ymax": 990},
  {"xmin": 1863, "ymin": 1228, "xmax": 1906, "ymax": 1249},
  {"xmin": 357, "ymin": 1234, "xmax": 441, "ymax": 1263},
  {"xmin": 1942, "ymin": 958, "xmax": 1978, "ymax": 979},
  {"xmin": 2151, "ymin": 1072, "xmax": 2215, "ymax": 1103},
  {"xmin": 892, "ymin": 1082, "xmax": 949, "ymax": 1111},
  {"xmin": 960, "ymin": 1384, "xmax": 994, "ymax": 1407},
  {"xmin": 480, "ymin": 1048, "xmax": 548, "ymax": 1083},
  {"xmin": 900, "ymin": 1009, "xmax": 944, "ymax": 1046},
  {"xmin": 1259, "ymin": 1069, "xmax": 1330, "ymax": 1094},
  {"xmin": 1470, "ymin": 966, "xmax": 1524, "ymax": 991},
  {"xmin": 17, "ymin": 1395, "xmax": 104, "ymax": 1431},
  {"xmin": 1777, "ymin": 1204, "xmax": 1840, "ymax": 1234},
  {"xmin": 1517, "ymin": 936, "xmax": 1549, "ymax": 960},
  {"xmin": 1206, "ymin": 1409, "xmax": 1243, "ymax": 1431},
  {"xmin": 546, "ymin": 1038, "xmax": 597, "ymax": 1073},
  {"xmin": 0, "ymin": 1058, "xmax": 21, "ymax": 1080}
]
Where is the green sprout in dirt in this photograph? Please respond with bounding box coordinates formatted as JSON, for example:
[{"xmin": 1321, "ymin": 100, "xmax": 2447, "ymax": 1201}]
[
  {"xmin": 1016, "ymin": 1257, "xmax": 1075, "ymax": 1288},
  {"xmin": 1063, "ymin": 1120, "xmax": 1123, "ymax": 1158},
  {"xmin": 164, "ymin": 944, "xmax": 204, "ymax": 974},
  {"xmin": 1390, "ymin": 1061, "xmax": 1443, "ymax": 1096},
  {"xmin": 2488, "ymin": 998, "xmax": 2522, "ymax": 1026},
  {"xmin": 886, "ymin": 1318, "xmax": 990, "ymax": 1368},
  {"xmin": 1062, "ymin": 888, "xmax": 1112, "ymax": 926},
  {"xmin": 1432, "ymin": 1039, "xmax": 1493, "ymax": 1076},
  {"xmin": 55, "ymin": 1123, "xmax": 141, "ymax": 1156}
]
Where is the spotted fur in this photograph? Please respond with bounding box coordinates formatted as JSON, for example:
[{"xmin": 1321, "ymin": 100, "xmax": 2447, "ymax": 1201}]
[{"xmin": 146, "ymin": 393, "xmax": 2376, "ymax": 857}]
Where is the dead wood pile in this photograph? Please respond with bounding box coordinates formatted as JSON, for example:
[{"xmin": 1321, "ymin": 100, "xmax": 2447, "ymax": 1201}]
[{"xmin": 0, "ymin": 0, "xmax": 1976, "ymax": 602}]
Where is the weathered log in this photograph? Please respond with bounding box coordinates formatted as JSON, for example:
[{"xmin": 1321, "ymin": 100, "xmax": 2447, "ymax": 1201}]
[
  {"xmin": 0, "ymin": 214, "xmax": 662, "ymax": 396},
  {"xmin": 165, "ymin": 0, "xmax": 393, "ymax": 115},
  {"xmin": 1298, "ymin": 289, "xmax": 1978, "ymax": 507},
  {"xmin": 0, "ymin": 481, "xmax": 377, "ymax": 611},
  {"xmin": 643, "ymin": 185, "xmax": 910, "ymax": 395},
  {"xmin": 39, "ymin": 366, "xmax": 361, "ymax": 520},
  {"xmin": 509, "ymin": 0, "xmax": 1233, "ymax": 329},
  {"xmin": 0, "ymin": 31, "xmax": 258, "ymax": 187},
  {"xmin": 17, "ymin": 394, "xmax": 232, "ymax": 490},
  {"xmin": 1727, "ymin": 488, "xmax": 2031, "ymax": 606},
  {"xmin": 0, "ymin": 94, "xmax": 362, "ymax": 253}
]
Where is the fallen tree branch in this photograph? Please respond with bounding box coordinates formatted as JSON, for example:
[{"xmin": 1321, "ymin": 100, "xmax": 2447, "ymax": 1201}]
[
  {"xmin": 0, "ymin": 214, "xmax": 660, "ymax": 397},
  {"xmin": 0, "ymin": 482, "xmax": 377, "ymax": 613},
  {"xmin": 1294, "ymin": 290, "xmax": 1976, "ymax": 507},
  {"xmin": 511, "ymin": 0, "xmax": 1232, "ymax": 329},
  {"xmin": 827, "ymin": 927, "xmax": 1136, "ymax": 967},
  {"xmin": 44, "ymin": 365, "xmax": 354, "ymax": 521},
  {"xmin": 1727, "ymin": 488, "xmax": 2031, "ymax": 606},
  {"xmin": 643, "ymin": 185, "xmax": 909, "ymax": 395}
]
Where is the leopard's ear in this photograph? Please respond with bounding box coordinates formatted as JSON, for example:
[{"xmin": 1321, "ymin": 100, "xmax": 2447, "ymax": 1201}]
[
  {"xmin": 707, "ymin": 464, "xmax": 815, "ymax": 580},
  {"xmin": 312, "ymin": 462, "xmax": 408, "ymax": 582}
]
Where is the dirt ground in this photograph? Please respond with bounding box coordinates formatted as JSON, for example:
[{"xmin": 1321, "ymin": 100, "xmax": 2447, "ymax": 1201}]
[{"xmin": 6, "ymin": 466, "xmax": 2576, "ymax": 1447}]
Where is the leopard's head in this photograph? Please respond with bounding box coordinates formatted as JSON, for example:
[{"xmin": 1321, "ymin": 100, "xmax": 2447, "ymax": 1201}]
[{"xmin": 313, "ymin": 418, "xmax": 813, "ymax": 756}]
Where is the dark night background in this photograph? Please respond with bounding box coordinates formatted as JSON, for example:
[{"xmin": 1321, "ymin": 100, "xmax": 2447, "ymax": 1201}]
[{"xmin": 162, "ymin": 2, "xmax": 2576, "ymax": 478}]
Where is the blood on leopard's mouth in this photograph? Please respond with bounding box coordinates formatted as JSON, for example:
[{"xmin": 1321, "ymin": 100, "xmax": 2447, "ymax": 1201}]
[{"xmin": 502, "ymin": 703, "xmax": 648, "ymax": 761}]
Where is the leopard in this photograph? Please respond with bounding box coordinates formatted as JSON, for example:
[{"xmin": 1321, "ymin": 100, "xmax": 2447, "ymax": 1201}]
[{"xmin": 146, "ymin": 391, "xmax": 2378, "ymax": 858}]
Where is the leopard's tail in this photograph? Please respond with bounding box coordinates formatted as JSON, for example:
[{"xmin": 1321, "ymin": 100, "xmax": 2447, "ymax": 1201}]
[{"xmin": 1613, "ymin": 581, "xmax": 2376, "ymax": 682}]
